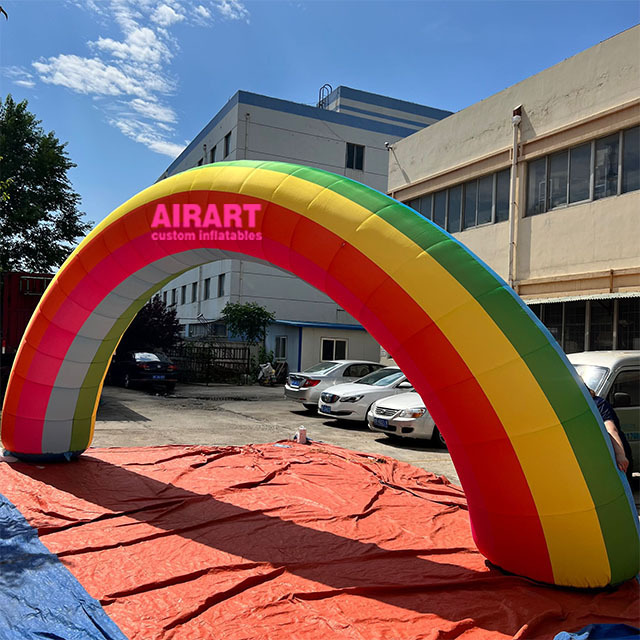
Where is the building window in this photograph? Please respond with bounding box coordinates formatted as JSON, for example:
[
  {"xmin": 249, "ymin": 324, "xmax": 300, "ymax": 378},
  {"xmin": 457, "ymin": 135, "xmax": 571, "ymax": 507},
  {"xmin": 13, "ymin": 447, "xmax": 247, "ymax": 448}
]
[
  {"xmin": 210, "ymin": 145, "xmax": 217, "ymax": 163},
  {"xmin": 191, "ymin": 282, "xmax": 197, "ymax": 303},
  {"xmin": 477, "ymin": 175, "xmax": 493, "ymax": 225},
  {"xmin": 162, "ymin": 291, "xmax": 167, "ymax": 305},
  {"xmin": 548, "ymin": 150, "xmax": 568, "ymax": 209},
  {"xmin": 594, "ymin": 134, "xmax": 619, "ymax": 200},
  {"xmin": 345, "ymin": 143, "xmax": 364, "ymax": 171},
  {"xmin": 224, "ymin": 132, "xmax": 231, "ymax": 157},
  {"xmin": 463, "ymin": 180, "xmax": 477, "ymax": 229},
  {"xmin": 275, "ymin": 336, "xmax": 287, "ymax": 361},
  {"xmin": 171, "ymin": 288, "xmax": 177, "ymax": 305},
  {"xmin": 569, "ymin": 143, "xmax": 591, "ymax": 203},
  {"xmin": 446, "ymin": 185, "xmax": 462, "ymax": 233},
  {"xmin": 527, "ymin": 157, "xmax": 547, "ymax": 216},
  {"xmin": 563, "ymin": 301, "xmax": 586, "ymax": 353},
  {"xmin": 203, "ymin": 278, "xmax": 211, "ymax": 299},
  {"xmin": 321, "ymin": 338, "xmax": 347, "ymax": 361},
  {"xmin": 531, "ymin": 297, "xmax": 639, "ymax": 352},
  {"xmin": 526, "ymin": 126, "xmax": 639, "ymax": 216},
  {"xmin": 495, "ymin": 169, "xmax": 510, "ymax": 222},
  {"xmin": 433, "ymin": 190, "xmax": 446, "ymax": 228},
  {"xmin": 622, "ymin": 126, "xmax": 639, "ymax": 193},
  {"xmin": 180, "ymin": 285, "xmax": 187, "ymax": 305},
  {"xmin": 408, "ymin": 168, "xmax": 511, "ymax": 231},
  {"xmin": 217, "ymin": 273, "xmax": 226, "ymax": 297},
  {"xmin": 590, "ymin": 299, "xmax": 614, "ymax": 351},
  {"xmin": 618, "ymin": 298, "xmax": 640, "ymax": 350}
]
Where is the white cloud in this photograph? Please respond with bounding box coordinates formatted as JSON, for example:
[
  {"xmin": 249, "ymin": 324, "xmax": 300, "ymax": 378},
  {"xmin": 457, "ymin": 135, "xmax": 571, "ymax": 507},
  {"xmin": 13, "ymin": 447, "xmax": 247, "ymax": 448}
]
[
  {"xmin": 92, "ymin": 27, "xmax": 172, "ymax": 67},
  {"xmin": 151, "ymin": 4, "xmax": 185, "ymax": 27},
  {"xmin": 33, "ymin": 55, "xmax": 150, "ymax": 98},
  {"xmin": 31, "ymin": 0, "xmax": 250, "ymax": 157},
  {"xmin": 130, "ymin": 98, "xmax": 177, "ymax": 123},
  {"xmin": 111, "ymin": 117, "xmax": 186, "ymax": 157},
  {"xmin": 195, "ymin": 5, "xmax": 211, "ymax": 19},
  {"xmin": 3, "ymin": 66, "xmax": 37, "ymax": 88},
  {"xmin": 215, "ymin": 0, "xmax": 249, "ymax": 21}
]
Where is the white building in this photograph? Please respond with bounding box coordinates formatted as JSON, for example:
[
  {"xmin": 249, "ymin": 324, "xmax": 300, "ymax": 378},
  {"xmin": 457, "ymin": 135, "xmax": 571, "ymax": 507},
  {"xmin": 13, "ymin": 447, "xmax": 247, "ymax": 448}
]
[
  {"xmin": 159, "ymin": 87, "xmax": 451, "ymax": 370},
  {"xmin": 388, "ymin": 27, "xmax": 639, "ymax": 354}
]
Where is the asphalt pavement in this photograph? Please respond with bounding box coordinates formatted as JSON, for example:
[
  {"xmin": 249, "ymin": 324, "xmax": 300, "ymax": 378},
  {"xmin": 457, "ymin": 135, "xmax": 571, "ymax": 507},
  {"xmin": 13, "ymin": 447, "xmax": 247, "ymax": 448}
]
[
  {"xmin": 95, "ymin": 382, "xmax": 461, "ymax": 484},
  {"xmin": 95, "ymin": 382, "xmax": 640, "ymax": 507}
]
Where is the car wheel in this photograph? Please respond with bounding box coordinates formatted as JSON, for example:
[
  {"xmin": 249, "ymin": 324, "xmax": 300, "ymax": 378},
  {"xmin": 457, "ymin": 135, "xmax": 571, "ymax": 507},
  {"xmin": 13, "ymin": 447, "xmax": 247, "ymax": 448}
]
[
  {"xmin": 123, "ymin": 373, "xmax": 131, "ymax": 389},
  {"xmin": 302, "ymin": 403, "xmax": 317, "ymax": 412},
  {"xmin": 165, "ymin": 383, "xmax": 176, "ymax": 394},
  {"xmin": 431, "ymin": 425, "xmax": 447, "ymax": 449}
]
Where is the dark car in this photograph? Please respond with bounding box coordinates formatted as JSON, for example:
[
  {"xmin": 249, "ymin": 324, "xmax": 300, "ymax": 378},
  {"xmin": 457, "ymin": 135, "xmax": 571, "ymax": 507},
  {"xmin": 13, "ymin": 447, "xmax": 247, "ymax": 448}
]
[{"xmin": 108, "ymin": 351, "xmax": 178, "ymax": 393}]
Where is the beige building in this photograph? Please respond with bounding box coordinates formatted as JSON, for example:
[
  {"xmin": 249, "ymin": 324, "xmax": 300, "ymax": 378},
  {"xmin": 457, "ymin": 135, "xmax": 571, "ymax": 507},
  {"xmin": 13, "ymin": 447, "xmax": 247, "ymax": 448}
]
[{"xmin": 388, "ymin": 26, "xmax": 640, "ymax": 353}]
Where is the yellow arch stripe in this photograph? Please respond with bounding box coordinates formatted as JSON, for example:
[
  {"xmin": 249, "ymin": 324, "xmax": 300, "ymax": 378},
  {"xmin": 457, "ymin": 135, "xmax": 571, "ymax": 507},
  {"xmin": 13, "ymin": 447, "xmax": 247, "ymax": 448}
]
[{"xmin": 78, "ymin": 165, "xmax": 609, "ymax": 584}]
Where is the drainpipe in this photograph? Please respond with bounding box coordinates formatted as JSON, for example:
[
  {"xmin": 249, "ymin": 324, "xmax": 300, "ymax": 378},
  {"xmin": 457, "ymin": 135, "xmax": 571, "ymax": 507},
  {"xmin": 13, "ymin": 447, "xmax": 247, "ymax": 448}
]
[
  {"xmin": 244, "ymin": 112, "xmax": 250, "ymax": 160},
  {"xmin": 508, "ymin": 106, "xmax": 522, "ymax": 290}
]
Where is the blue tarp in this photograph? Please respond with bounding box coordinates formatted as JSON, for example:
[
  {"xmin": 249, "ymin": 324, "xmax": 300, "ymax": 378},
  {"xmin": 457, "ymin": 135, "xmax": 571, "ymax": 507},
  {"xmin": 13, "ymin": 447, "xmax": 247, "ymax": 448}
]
[
  {"xmin": 554, "ymin": 624, "xmax": 640, "ymax": 639},
  {"xmin": 0, "ymin": 491, "xmax": 127, "ymax": 640}
]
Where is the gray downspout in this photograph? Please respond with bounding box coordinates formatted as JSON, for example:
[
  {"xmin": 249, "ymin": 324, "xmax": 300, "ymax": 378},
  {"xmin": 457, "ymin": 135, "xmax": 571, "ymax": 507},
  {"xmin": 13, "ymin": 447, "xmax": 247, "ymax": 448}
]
[{"xmin": 508, "ymin": 106, "xmax": 522, "ymax": 290}]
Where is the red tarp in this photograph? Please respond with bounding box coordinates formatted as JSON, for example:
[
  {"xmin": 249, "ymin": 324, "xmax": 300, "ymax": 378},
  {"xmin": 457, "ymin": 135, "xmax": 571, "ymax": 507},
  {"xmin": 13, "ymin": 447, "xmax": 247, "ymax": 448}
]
[{"xmin": 1, "ymin": 442, "xmax": 638, "ymax": 639}]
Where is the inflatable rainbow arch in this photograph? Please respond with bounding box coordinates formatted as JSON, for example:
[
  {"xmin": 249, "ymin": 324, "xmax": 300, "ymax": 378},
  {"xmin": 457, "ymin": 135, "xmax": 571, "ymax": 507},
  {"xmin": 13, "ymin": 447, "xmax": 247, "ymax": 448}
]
[{"xmin": 2, "ymin": 161, "xmax": 638, "ymax": 588}]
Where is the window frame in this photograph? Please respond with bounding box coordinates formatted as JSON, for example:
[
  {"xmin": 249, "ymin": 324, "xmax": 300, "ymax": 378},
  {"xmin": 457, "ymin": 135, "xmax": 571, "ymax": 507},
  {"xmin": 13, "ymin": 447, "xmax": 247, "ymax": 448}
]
[
  {"xmin": 345, "ymin": 142, "xmax": 365, "ymax": 171},
  {"xmin": 224, "ymin": 132, "xmax": 231, "ymax": 157},
  {"xmin": 320, "ymin": 338, "xmax": 348, "ymax": 361},
  {"xmin": 217, "ymin": 273, "xmax": 226, "ymax": 298},
  {"xmin": 274, "ymin": 336, "xmax": 287, "ymax": 361},
  {"xmin": 525, "ymin": 127, "xmax": 638, "ymax": 217}
]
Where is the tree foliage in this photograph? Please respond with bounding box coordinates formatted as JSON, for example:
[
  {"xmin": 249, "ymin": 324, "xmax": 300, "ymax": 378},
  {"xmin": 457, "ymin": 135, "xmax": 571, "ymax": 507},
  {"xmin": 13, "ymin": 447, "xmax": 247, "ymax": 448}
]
[
  {"xmin": 0, "ymin": 95, "xmax": 90, "ymax": 272},
  {"xmin": 221, "ymin": 301, "xmax": 276, "ymax": 345},
  {"xmin": 118, "ymin": 295, "xmax": 181, "ymax": 353}
]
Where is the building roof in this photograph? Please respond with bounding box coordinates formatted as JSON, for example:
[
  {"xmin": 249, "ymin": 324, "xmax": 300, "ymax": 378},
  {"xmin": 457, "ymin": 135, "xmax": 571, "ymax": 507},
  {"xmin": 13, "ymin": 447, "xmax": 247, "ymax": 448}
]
[
  {"xmin": 273, "ymin": 320, "xmax": 366, "ymax": 331},
  {"xmin": 163, "ymin": 86, "xmax": 452, "ymax": 176}
]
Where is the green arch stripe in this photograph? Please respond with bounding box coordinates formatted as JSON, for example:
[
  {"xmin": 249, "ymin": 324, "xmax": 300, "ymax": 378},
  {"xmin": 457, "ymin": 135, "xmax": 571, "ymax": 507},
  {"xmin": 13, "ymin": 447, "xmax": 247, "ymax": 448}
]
[{"xmin": 182, "ymin": 161, "xmax": 634, "ymax": 581}]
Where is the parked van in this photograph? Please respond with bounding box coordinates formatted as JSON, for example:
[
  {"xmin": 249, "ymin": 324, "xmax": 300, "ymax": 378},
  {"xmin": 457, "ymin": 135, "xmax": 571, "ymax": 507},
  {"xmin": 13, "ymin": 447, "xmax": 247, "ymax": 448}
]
[{"xmin": 567, "ymin": 351, "xmax": 639, "ymax": 473}]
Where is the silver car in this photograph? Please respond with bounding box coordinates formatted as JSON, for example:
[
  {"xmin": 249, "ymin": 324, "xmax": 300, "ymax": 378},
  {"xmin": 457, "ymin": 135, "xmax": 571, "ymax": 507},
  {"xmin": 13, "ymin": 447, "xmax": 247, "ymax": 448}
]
[
  {"xmin": 284, "ymin": 360, "xmax": 384, "ymax": 411},
  {"xmin": 367, "ymin": 391, "xmax": 446, "ymax": 447},
  {"xmin": 318, "ymin": 367, "xmax": 413, "ymax": 422}
]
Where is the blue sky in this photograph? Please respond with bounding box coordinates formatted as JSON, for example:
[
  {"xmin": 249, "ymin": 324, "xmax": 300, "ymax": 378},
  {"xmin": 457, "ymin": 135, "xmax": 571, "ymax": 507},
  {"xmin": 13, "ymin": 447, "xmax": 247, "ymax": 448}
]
[{"xmin": 1, "ymin": 0, "xmax": 638, "ymax": 226}]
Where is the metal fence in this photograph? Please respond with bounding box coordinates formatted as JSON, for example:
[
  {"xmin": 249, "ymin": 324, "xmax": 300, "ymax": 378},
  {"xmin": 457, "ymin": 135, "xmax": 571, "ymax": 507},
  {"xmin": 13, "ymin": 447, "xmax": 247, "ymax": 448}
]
[{"xmin": 167, "ymin": 341, "xmax": 254, "ymax": 384}]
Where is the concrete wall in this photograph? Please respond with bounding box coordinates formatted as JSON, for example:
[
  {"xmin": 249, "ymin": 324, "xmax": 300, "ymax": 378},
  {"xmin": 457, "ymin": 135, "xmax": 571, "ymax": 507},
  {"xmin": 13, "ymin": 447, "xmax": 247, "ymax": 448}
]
[
  {"xmin": 388, "ymin": 26, "xmax": 640, "ymax": 299},
  {"xmin": 299, "ymin": 328, "xmax": 381, "ymax": 372},
  {"xmin": 517, "ymin": 190, "xmax": 640, "ymax": 281},
  {"xmin": 389, "ymin": 26, "xmax": 640, "ymax": 192}
]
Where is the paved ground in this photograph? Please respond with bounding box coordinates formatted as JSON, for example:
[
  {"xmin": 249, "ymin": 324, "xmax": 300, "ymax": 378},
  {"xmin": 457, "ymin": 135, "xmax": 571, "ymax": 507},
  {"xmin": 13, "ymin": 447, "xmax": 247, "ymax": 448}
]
[
  {"xmin": 95, "ymin": 382, "xmax": 640, "ymax": 507},
  {"xmin": 95, "ymin": 383, "xmax": 461, "ymax": 484}
]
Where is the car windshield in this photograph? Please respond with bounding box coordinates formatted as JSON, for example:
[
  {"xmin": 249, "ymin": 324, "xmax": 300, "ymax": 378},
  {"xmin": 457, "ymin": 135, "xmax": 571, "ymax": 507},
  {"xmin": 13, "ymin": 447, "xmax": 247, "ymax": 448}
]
[
  {"xmin": 356, "ymin": 368, "xmax": 404, "ymax": 386},
  {"xmin": 304, "ymin": 361, "xmax": 340, "ymax": 375},
  {"xmin": 134, "ymin": 352, "xmax": 165, "ymax": 362},
  {"xmin": 573, "ymin": 364, "xmax": 609, "ymax": 394}
]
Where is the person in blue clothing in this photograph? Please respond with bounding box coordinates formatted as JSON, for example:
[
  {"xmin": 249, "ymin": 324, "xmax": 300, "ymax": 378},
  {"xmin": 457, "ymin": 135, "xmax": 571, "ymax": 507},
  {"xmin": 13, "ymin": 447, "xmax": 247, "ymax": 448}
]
[{"xmin": 588, "ymin": 387, "xmax": 633, "ymax": 484}]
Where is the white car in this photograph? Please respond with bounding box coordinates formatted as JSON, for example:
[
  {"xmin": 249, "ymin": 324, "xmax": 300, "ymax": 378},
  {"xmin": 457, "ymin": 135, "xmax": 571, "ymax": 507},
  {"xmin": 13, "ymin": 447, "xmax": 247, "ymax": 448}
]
[
  {"xmin": 367, "ymin": 391, "xmax": 446, "ymax": 447},
  {"xmin": 567, "ymin": 350, "xmax": 639, "ymax": 473},
  {"xmin": 318, "ymin": 367, "xmax": 413, "ymax": 422},
  {"xmin": 284, "ymin": 360, "xmax": 384, "ymax": 411}
]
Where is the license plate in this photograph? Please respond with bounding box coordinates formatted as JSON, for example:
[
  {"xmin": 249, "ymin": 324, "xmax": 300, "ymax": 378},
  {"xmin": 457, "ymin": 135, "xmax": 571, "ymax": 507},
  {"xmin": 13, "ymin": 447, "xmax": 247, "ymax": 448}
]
[
  {"xmin": 290, "ymin": 380, "xmax": 300, "ymax": 388},
  {"xmin": 320, "ymin": 404, "xmax": 331, "ymax": 414},
  {"xmin": 152, "ymin": 375, "xmax": 165, "ymax": 380},
  {"xmin": 373, "ymin": 417, "xmax": 389, "ymax": 428}
]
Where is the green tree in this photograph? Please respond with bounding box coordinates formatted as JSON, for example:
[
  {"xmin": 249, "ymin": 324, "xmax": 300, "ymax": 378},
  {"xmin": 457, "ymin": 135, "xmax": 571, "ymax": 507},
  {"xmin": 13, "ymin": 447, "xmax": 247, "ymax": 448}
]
[
  {"xmin": 221, "ymin": 301, "xmax": 276, "ymax": 345},
  {"xmin": 0, "ymin": 95, "xmax": 90, "ymax": 272},
  {"xmin": 118, "ymin": 295, "xmax": 181, "ymax": 353}
]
